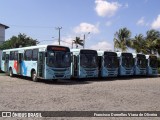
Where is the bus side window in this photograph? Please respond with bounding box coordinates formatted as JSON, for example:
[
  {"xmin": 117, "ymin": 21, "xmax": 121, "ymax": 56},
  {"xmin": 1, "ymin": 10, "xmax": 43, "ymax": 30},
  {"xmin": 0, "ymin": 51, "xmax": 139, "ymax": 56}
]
[
  {"xmin": 32, "ymin": 49, "xmax": 38, "ymax": 61},
  {"xmin": 2, "ymin": 52, "xmax": 6, "ymax": 60},
  {"xmin": 10, "ymin": 51, "xmax": 14, "ymax": 60},
  {"xmin": 14, "ymin": 51, "xmax": 18, "ymax": 60},
  {"xmin": 71, "ymin": 52, "xmax": 73, "ymax": 63},
  {"xmin": 98, "ymin": 56, "xmax": 102, "ymax": 69},
  {"xmin": 146, "ymin": 59, "xmax": 148, "ymax": 66},
  {"xmin": 117, "ymin": 58, "xmax": 120, "ymax": 67},
  {"xmin": 133, "ymin": 58, "xmax": 135, "ymax": 65},
  {"xmin": 25, "ymin": 50, "xmax": 32, "ymax": 61},
  {"xmin": 74, "ymin": 55, "xmax": 77, "ymax": 70}
]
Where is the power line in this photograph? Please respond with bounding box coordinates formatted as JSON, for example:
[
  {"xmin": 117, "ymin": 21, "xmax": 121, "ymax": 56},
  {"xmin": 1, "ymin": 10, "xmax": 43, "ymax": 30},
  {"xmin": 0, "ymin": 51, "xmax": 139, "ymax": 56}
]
[{"xmin": 9, "ymin": 25, "xmax": 55, "ymax": 29}]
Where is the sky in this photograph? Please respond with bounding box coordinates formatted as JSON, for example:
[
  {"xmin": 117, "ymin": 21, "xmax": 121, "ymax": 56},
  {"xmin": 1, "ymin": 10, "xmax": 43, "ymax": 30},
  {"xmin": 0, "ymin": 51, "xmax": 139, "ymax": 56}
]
[{"xmin": 0, "ymin": 0, "xmax": 160, "ymax": 51}]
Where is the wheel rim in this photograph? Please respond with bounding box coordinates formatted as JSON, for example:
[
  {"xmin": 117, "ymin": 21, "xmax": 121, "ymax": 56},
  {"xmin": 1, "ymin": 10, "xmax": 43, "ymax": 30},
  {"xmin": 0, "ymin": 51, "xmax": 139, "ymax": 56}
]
[
  {"xmin": 10, "ymin": 69, "xmax": 12, "ymax": 76},
  {"xmin": 32, "ymin": 72, "xmax": 37, "ymax": 81}
]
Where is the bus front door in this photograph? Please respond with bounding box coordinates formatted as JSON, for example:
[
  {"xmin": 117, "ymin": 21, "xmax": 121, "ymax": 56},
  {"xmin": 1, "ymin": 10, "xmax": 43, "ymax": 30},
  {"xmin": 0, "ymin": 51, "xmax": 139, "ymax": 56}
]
[
  {"xmin": 38, "ymin": 52, "xmax": 45, "ymax": 78},
  {"xmin": 17, "ymin": 53, "xmax": 23, "ymax": 75},
  {"xmin": 4, "ymin": 54, "xmax": 9, "ymax": 73}
]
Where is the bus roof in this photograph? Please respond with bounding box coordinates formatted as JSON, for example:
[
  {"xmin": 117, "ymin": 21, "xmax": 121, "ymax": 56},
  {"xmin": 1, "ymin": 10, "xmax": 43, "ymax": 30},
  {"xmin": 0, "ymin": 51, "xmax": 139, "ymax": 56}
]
[
  {"xmin": 71, "ymin": 49, "xmax": 96, "ymax": 52},
  {"xmin": 2, "ymin": 45, "xmax": 69, "ymax": 52},
  {"xmin": 116, "ymin": 52, "xmax": 133, "ymax": 57}
]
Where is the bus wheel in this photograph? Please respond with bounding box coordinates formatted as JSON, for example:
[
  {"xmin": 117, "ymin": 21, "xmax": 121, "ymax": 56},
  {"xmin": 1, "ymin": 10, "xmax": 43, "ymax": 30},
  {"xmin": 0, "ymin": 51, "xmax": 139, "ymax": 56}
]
[
  {"xmin": 32, "ymin": 71, "xmax": 38, "ymax": 82},
  {"xmin": 9, "ymin": 68, "xmax": 14, "ymax": 77}
]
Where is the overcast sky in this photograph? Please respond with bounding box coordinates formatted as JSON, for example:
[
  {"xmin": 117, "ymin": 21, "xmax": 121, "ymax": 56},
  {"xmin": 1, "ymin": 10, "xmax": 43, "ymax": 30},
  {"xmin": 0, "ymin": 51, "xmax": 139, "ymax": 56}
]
[{"xmin": 0, "ymin": 0, "xmax": 160, "ymax": 50}]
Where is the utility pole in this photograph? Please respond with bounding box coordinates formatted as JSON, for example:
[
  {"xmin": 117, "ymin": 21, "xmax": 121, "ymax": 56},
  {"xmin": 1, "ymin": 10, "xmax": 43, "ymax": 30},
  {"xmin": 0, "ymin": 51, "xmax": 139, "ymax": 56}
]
[
  {"xmin": 83, "ymin": 32, "xmax": 90, "ymax": 49},
  {"xmin": 55, "ymin": 27, "xmax": 62, "ymax": 45}
]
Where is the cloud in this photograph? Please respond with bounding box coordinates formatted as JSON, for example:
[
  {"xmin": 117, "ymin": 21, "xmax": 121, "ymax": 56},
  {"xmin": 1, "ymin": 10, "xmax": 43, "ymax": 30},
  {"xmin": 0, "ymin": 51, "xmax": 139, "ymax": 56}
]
[
  {"xmin": 90, "ymin": 41, "xmax": 113, "ymax": 50},
  {"xmin": 95, "ymin": 0, "xmax": 121, "ymax": 17},
  {"xmin": 151, "ymin": 15, "xmax": 160, "ymax": 29},
  {"xmin": 52, "ymin": 35, "xmax": 73, "ymax": 48},
  {"xmin": 137, "ymin": 17, "xmax": 149, "ymax": 26},
  {"xmin": 105, "ymin": 21, "xmax": 112, "ymax": 26},
  {"xmin": 74, "ymin": 22, "xmax": 99, "ymax": 34},
  {"xmin": 137, "ymin": 17, "xmax": 145, "ymax": 26},
  {"xmin": 124, "ymin": 3, "xmax": 129, "ymax": 8}
]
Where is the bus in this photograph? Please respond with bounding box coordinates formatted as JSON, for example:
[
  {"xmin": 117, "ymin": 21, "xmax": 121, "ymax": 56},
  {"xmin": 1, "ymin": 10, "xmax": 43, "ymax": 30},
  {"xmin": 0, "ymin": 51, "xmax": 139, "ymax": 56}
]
[
  {"xmin": 146, "ymin": 55, "xmax": 158, "ymax": 76},
  {"xmin": 133, "ymin": 53, "xmax": 147, "ymax": 75},
  {"xmin": 1, "ymin": 45, "xmax": 71, "ymax": 81},
  {"xmin": 97, "ymin": 51, "xmax": 118, "ymax": 77},
  {"xmin": 71, "ymin": 49, "xmax": 98, "ymax": 78},
  {"xmin": 116, "ymin": 52, "xmax": 134, "ymax": 76}
]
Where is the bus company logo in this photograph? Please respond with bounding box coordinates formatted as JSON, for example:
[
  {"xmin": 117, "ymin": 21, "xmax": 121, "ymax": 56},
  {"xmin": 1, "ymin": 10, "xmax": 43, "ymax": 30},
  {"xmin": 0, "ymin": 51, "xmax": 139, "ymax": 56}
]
[{"xmin": 2, "ymin": 112, "xmax": 11, "ymax": 117}]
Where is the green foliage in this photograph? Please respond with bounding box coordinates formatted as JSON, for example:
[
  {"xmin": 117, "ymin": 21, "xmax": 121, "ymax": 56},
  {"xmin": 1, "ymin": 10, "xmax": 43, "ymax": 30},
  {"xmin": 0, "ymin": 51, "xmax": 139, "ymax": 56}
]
[
  {"xmin": 73, "ymin": 37, "xmax": 84, "ymax": 48},
  {"xmin": 114, "ymin": 27, "xmax": 131, "ymax": 52},
  {"xmin": 114, "ymin": 28, "xmax": 160, "ymax": 56},
  {"xmin": 0, "ymin": 33, "xmax": 39, "ymax": 50}
]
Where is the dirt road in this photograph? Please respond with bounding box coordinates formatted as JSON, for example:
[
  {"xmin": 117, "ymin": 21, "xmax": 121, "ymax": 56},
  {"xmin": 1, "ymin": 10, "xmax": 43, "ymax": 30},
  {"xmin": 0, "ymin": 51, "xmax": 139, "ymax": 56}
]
[{"xmin": 0, "ymin": 74, "xmax": 160, "ymax": 120}]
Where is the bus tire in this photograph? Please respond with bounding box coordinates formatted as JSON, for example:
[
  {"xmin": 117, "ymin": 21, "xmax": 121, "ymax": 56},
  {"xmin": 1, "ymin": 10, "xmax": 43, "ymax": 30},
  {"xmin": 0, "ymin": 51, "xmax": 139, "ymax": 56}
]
[
  {"xmin": 31, "ymin": 71, "xmax": 38, "ymax": 82},
  {"xmin": 9, "ymin": 68, "xmax": 14, "ymax": 77}
]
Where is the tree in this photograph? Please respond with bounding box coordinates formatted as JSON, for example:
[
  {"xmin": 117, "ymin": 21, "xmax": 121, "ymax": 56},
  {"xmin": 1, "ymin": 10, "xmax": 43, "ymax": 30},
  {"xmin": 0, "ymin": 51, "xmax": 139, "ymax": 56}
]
[
  {"xmin": 145, "ymin": 29, "xmax": 160, "ymax": 55},
  {"xmin": 0, "ymin": 33, "xmax": 39, "ymax": 50},
  {"xmin": 114, "ymin": 27, "xmax": 131, "ymax": 52},
  {"xmin": 129, "ymin": 34, "xmax": 147, "ymax": 54},
  {"xmin": 72, "ymin": 37, "xmax": 84, "ymax": 49}
]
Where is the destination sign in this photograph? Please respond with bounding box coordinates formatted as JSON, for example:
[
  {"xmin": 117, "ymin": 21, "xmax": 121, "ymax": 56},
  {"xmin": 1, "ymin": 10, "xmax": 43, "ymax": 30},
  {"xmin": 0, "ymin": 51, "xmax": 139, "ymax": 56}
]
[
  {"xmin": 104, "ymin": 52, "xmax": 117, "ymax": 56},
  {"xmin": 47, "ymin": 46, "xmax": 70, "ymax": 52},
  {"xmin": 80, "ymin": 50, "xmax": 97, "ymax": 54}
]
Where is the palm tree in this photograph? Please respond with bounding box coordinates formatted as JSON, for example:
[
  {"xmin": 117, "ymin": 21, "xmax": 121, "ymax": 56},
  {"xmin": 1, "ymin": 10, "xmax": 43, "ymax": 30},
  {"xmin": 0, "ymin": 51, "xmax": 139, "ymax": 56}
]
[
  {"xmin": 129, "ymin": 34, "xmax": 147, "ymax": 54},
  {"xmin": 72, "ymin": 37, "xmax": 84, "ymax": 49},
  {"xmin": 145, "ymin": 29, "xmax": 160, "ymax": 54},
  {"xmin": 114, "ymin": 27, "xmax": 131, "ymax": 52}
]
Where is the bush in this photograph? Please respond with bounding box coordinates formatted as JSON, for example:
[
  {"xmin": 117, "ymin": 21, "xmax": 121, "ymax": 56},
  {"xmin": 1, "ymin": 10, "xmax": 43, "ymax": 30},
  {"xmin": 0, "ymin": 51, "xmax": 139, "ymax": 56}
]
[{"xmin": 158, "ymin": 68, "xmax": 160, "ymax": 74}]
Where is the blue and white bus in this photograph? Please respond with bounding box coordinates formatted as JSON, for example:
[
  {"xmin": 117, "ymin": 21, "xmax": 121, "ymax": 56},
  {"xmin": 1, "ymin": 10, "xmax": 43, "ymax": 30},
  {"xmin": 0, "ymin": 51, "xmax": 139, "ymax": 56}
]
[
  {"xmin": 71, "ymin": 49, "xmax": 98, "ymax": 78},
  {"xmin": 97, "ymin": 51, "xmax": 118, "ymax": 77},
  {"xmin": 116, "ymin": 52, "xmax": 134, "ymax": 76},
  {"xmin": 1, "ymin": 45, "xmax": 71, "ymax": 81},
  {"xmin": 133, "ymin": 53, "xmax": 147, "ymax": 75},
  {"xmin": 146, "ymin": 55, "xmax": 158, "ymax": 76}
]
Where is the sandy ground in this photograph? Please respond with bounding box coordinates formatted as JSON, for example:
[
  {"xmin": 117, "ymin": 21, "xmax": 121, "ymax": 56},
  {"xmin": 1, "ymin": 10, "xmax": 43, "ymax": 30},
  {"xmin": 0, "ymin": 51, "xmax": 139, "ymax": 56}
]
[{"xmin": 0, "ymin": 74, "xmax": 160, "ymax": 120}]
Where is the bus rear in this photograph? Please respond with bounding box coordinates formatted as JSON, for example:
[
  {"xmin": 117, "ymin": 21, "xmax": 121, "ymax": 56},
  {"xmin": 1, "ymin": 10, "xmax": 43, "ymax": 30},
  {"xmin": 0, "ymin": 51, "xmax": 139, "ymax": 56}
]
[
  {"xmin": 98, "ymin": 51, "xmax": 118, "ymax": 77},
  {"xmin": 117, "ymin": 52, "xmax": 134, "ymax": 76},
  {"xmin": 71, "ymin": 49, "xmax": 98, "ymax": 78},
  {"xmin": 146, "ymin": 55, "xmax": 158, "ymax": 76},
  {"xmin": 133, "ymin": 54, "xmax": 147, "ymax": 75}
]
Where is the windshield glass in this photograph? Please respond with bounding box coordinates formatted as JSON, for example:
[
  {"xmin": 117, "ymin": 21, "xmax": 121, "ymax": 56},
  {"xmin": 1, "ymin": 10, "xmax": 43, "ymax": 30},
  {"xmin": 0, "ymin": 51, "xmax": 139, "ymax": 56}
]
[
  {"xmin": 46, "ymin": 51, "xmax": 71, "ymax": 68},
  {"xmin": 137, "ymin": 56, "xmax": 147, "ymax": 68},
  {"xmin": 122, "ymin": 55, "xmax": 134, "ymax": 68},
  {"xmin": 80, "ymin": 54, "xmax": 98, "ymax": 68},
  {"xmin": 150, "ymin": 57, "xmax": 158, "ymax": 68},
  {"xmin": 104, "ymin": 55, "xmax": 118, "ymax": 68}
]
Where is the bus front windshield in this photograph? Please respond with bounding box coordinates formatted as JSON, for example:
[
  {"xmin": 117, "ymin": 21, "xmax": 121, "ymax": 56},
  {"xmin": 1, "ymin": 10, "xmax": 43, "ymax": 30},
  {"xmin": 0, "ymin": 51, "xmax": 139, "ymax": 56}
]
[
  {"xmin": 80, "ymin": 54, "xmax": 98, "ymax": 68},
  {"xmin": 47, "ymin": 51, "xmax": 71, "ymax": 68},
  {"xmin": 104, "ymin": 55, "xmax": 118, "ymax": 68},
  {"xmin": 122, "ymin": 55, "xmax": 134, "ymax": 68},
  {"xmin": 137, "ymin": 56, "xmax": 146, "ymax": 68},
  {"xmin": 150, "ymin": 57, "xmax": 158, "ymax": 68}
]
